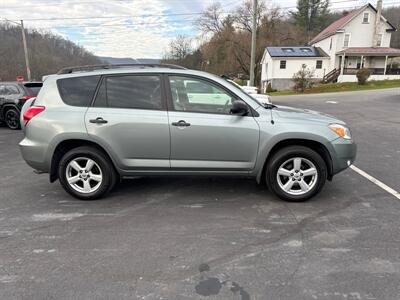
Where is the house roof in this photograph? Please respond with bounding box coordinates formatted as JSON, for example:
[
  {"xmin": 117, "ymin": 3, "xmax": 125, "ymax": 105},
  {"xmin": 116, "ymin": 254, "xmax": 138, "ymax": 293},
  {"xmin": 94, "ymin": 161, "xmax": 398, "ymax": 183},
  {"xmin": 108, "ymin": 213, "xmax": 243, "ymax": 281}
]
[
  {"xmin": 266, "ymin": 46, "xmax": 329, "ymax": 58},
  {"xmin": 310, "ymin": 4, "xmax": 397, "ymax": 45},
  {"xmin": 337, "ymin": 47, "xmax": 400, "ymax": 56}
]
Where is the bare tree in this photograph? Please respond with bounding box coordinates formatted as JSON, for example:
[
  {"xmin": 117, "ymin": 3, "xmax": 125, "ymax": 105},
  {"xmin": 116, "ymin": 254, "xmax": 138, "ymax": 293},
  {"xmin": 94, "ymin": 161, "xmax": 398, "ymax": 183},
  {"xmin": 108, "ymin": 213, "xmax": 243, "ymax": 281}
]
[
  {"xmin": 234, "ymin": 0, "xmax": 267, "ymax": 33},
  {"xmin": 164, "ymin": 35, "xmax": 193, "ymax": 61},
  {"xmin": 0, "ymin": 23, "xmax": 101, "ymax": 81},
  {"xmin": 196, "ymin": 3, "xmax": 226, "ymax": 35}
]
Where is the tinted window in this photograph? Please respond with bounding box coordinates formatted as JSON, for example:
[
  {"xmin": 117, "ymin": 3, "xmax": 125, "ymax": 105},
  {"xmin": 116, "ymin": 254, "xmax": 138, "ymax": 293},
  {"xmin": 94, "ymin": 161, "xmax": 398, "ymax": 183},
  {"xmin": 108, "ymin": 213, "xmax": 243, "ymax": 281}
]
[
  {"xmin": 57, "ymin": 76, "xmax": 100, "ymax": 106},
  {"xmin": 24, "ymin": 82, "xmax": 42, "ymax": 96},
  {"xmin": 169, "ymin": 76, "xmax": 236, "ymax": 114},
  {"xmin": 104, "ymin": 75, "xmax": 162, "ymax": 110}
]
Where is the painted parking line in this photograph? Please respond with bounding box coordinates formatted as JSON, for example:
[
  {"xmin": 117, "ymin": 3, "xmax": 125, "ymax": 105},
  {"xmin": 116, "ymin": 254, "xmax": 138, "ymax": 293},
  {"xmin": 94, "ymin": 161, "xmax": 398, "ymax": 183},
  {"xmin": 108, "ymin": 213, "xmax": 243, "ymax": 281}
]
[{"xmin": 350, "ymin": 165, "xmax": 400, "ymax": 200}]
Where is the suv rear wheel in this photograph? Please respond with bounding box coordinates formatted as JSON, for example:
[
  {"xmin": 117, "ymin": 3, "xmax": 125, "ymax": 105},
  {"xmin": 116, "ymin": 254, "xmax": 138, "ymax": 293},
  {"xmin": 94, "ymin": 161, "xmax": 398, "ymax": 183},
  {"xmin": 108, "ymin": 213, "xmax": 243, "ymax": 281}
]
[
  {"xmin": 266, "ymin": 146, "xmax": 327, "ymax": 202},
  {"xmin": 5, "ymin": 108, "xmax": 20, "ymax": 130},
  {"xmin": 58, "ymin": 146, "xmax": 117, "ymax": 200}
]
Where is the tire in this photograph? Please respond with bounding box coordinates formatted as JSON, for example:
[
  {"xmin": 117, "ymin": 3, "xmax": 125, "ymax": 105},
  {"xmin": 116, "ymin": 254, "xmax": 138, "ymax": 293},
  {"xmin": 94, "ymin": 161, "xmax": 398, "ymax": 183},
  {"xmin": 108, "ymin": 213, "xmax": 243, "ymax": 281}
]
[
  {"xmin": 266, "ymin": 146, "xmax": 327, "ymax": 202},
  {"xmin": 58, "ymin": 146, "xmax": 117, "ymax": 200},
  {"xmin": 5, "ymin": 108, "xmax": 21, "ymax": 130}
]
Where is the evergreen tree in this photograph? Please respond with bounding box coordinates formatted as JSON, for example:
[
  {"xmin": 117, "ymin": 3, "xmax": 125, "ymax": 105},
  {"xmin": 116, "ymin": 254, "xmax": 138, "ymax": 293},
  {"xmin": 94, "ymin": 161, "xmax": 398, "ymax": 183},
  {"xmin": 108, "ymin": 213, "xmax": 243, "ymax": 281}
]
[{"xmin": 291, "ymin": 0, "xmax": 330, "ymax": 42}]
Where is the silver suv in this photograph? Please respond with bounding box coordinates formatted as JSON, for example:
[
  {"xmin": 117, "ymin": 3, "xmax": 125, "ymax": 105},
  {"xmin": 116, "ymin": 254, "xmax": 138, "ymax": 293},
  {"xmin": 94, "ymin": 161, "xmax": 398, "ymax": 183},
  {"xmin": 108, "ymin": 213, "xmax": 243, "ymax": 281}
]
[{"xmin": 19, "ymin": 64, "xmax": 356, "ymax": 201}]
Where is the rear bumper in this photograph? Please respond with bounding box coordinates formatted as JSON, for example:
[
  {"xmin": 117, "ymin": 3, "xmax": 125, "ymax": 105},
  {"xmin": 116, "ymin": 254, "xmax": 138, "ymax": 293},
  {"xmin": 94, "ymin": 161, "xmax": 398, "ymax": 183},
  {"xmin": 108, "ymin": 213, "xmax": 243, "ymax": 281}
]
[
  {"xmin": 330, "ymin": 138, "xmax": 357, "ymax": 175},
  {"xmin": 19, "ymin": 137, "xmax": 50, "ymax": 173}
]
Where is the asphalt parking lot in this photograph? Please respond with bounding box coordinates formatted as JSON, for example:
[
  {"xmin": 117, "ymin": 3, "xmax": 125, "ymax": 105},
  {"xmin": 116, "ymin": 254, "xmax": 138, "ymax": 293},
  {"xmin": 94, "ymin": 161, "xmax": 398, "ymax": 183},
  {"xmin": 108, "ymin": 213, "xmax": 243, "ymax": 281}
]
[{"xmin": 0, "ymin": 88, "xmax": 399, "ymax": 300}]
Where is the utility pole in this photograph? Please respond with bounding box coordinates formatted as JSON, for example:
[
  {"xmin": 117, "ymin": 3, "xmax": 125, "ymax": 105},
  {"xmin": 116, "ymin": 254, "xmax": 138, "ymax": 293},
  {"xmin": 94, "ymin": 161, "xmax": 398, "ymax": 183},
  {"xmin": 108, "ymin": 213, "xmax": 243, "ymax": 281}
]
[
  {"xmin": 249, "ymin": 0, "xmax": 257, "ymax": 86},
  {"xmin": 20, "ymin": 20, "xmax": 31, "ymax": 81}
]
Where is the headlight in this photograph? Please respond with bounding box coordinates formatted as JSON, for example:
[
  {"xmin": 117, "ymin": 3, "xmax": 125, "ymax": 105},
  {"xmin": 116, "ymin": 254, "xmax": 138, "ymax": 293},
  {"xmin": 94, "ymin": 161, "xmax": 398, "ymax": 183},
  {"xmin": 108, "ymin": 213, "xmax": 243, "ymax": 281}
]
[{"xmin": 329, "ymin": 124, "xmax": 352, "ymax": 140}]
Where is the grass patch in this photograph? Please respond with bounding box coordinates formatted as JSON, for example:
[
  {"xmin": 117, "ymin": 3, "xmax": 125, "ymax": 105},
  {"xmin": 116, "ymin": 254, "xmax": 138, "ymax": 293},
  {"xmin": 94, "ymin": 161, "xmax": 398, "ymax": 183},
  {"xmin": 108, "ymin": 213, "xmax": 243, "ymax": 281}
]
[{"xmin": 269, "ymin": 79, "xmax": 400, "ymax": 96}]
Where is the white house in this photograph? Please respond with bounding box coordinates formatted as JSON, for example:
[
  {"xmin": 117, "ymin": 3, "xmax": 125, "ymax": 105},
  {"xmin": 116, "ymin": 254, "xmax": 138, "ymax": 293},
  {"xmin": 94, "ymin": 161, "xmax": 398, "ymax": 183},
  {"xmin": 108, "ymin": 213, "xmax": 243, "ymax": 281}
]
[
  {"xmin": 260, "ymin": 46, "xmax": 330, "ymax": 91},
  {"xmin": 261, "ymin": 1, "xmax": 400, "ymax": 91}
]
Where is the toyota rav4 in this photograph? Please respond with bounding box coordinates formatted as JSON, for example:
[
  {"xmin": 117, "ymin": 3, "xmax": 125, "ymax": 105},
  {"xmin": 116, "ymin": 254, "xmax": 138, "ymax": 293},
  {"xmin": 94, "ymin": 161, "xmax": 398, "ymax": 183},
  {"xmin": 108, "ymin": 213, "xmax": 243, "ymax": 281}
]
[{"xmin": 19, "ymin": 64, "xmax": 356, "ymax": 201}]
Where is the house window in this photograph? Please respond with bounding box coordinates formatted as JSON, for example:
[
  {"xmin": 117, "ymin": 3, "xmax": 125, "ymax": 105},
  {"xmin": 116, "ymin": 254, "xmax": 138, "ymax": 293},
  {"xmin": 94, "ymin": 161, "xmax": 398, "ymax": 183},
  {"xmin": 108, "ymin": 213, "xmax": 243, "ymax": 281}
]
[
  {"xmin": 363, "ymin": 12, "xmax": 370, "ymax": 23},
  {"xmin": 343, "ymin": 33, "xmax": 351, "ymax": 47},
  {"xmin": 316, "ymin": 60, "xmax": 323, "ymax": 69},
  {"xmin": 376, "ymin": 33, "xmax": 383, "ymax": 47},
  {"xmin": 329, "ymin": 38, "xmax": 332, "ymax": 50},
  {"xmin": 280, "ymin": 60, "xmax": 286, "ymax": 69}
]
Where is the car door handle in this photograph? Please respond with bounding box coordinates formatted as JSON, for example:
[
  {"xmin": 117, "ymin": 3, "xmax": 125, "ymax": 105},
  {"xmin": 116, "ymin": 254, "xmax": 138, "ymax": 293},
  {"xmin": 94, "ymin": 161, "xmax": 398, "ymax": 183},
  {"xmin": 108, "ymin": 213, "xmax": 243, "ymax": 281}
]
[
  {"xmin": 172, "ymin": 120, "xmax": 191, "ymax": 127},
  {"xmin": 89, "ymin": 117, "xmax": 108, "ymax": 124}
]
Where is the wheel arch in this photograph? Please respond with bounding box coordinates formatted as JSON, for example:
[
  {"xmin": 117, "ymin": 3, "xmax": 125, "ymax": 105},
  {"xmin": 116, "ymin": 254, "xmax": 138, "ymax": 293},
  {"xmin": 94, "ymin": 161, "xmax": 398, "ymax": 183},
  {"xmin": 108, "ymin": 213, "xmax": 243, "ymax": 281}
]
[
  {"xmin": 257, "ymin": 138, "xmax": 333, "ymax": 184},
  {"xmin": 1, "ymin": 103, "xmax": 20, "ymax": 119},
  {"xmin": 49, "ymin": 139, "xmax": 119, "ymax": 183}
]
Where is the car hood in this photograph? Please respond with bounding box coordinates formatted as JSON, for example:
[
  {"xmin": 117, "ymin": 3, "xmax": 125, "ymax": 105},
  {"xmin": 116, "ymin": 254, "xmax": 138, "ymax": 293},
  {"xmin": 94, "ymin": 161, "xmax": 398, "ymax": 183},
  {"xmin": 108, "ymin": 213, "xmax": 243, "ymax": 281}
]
[{"xmin": 271, "ymin": 105, "xmax": 345, "ymax": 125}]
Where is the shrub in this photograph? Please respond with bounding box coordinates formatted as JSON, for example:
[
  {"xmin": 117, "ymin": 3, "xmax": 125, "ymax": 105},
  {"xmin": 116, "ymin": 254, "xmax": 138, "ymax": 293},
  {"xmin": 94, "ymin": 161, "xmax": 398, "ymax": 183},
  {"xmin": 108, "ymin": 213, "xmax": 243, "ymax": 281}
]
[
  {"xmin": 292, "ymin": 64, "xmax": 314, "ymax": 92},
  {"xmin": 356, "ymin": 68, "xmax": 371, "ymax": 85}
]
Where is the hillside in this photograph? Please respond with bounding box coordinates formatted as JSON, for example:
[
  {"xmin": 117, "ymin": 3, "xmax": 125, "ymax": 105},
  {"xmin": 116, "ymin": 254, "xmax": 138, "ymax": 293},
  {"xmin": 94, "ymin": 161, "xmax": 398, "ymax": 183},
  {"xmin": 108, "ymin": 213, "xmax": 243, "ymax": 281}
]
[{"xmin": 0, "ymin": 23, "xmax": 101, "ymax": 81}]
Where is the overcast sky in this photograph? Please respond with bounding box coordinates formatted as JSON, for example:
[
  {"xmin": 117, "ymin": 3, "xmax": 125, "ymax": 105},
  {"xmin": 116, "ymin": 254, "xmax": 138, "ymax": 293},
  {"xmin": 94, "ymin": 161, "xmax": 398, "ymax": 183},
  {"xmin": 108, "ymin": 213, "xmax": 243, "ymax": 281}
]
[{"xmin": 0, "ymin": 0, "xmax": 384, "ymax": 58}]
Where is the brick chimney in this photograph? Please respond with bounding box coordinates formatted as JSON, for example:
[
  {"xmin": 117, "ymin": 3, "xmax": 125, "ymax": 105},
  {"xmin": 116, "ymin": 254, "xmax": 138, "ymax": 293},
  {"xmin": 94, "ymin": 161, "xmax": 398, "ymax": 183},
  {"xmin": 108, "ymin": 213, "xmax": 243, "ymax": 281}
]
[{"xmin": 373, "ymin": 0, "xmax": 383, "ymax": 47}]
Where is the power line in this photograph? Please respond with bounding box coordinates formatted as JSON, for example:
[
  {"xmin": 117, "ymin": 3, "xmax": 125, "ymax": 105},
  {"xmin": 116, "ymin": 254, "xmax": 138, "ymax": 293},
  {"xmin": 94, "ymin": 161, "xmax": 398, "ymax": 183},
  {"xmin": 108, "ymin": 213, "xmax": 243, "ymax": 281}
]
[
  {"xmin": 2, "ymin": 0, "xmax": 399, "ymax": 30},
  {"xmin": 0, "ymin": 0, "xmax": 199, "ymax": 9},
  {"xmin": 7, "ymin": 12, "xmax": 205, "ymax": 22}
]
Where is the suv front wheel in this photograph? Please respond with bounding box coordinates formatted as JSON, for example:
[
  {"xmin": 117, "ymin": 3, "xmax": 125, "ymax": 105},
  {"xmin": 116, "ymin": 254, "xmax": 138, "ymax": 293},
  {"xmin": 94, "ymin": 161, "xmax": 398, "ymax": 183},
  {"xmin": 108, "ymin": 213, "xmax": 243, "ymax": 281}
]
[
  {"xmin": 58, "ymin": 146, "xmax": 117, "ymax": 200},
  {"xmin": 266, "ymin": 146, "xmax": 327, "ymax": 202}
]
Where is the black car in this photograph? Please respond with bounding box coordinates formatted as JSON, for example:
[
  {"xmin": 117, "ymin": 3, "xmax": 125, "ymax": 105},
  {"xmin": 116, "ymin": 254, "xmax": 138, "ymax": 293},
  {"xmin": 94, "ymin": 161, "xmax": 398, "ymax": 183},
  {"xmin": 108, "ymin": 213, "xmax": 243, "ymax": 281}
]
[{"xmin": 0, "ymin": 81, "xmax": 42, "ymax": 129}]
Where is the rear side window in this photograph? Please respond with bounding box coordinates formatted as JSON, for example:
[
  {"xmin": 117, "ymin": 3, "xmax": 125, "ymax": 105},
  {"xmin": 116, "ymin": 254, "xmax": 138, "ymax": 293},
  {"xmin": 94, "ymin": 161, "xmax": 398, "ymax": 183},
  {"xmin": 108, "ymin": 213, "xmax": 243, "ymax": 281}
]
[
  {"xmin": 57, "ymin": 76, "xmax": 100, "ymax": 107},
  {"xmin": 94, "ymin": 75, "xmax": 162, "ymax": 110}
]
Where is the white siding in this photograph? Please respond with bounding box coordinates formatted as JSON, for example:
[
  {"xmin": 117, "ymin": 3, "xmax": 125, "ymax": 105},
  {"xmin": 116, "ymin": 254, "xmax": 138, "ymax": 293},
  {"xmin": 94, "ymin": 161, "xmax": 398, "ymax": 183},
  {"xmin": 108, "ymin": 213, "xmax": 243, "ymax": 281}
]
[
  {"xmin": 340, "ymin": 6, "xmax": 392, "ymax": 48},
  {"xmin": 260, "ymin": 51, "xmax": 273, "ymax": 82},
  {"xmin": 270, "ymin": 58, "xmax": 329, "ymax": 79},
  {"xmin": 313, "ymin": 35, "xmax": 339, "ymax": 69},
  {"xmin": 311, "ymin": 6, "xmax": 394, "ymax": 71}
]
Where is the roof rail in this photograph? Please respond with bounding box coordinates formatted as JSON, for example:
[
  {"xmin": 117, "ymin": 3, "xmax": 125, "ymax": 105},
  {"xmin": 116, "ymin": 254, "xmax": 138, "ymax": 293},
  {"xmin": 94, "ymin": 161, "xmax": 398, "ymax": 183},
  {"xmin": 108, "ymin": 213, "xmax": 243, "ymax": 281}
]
[{"xmin": 57, "ymin": 63, "xmax": 186, "ymax": 74}]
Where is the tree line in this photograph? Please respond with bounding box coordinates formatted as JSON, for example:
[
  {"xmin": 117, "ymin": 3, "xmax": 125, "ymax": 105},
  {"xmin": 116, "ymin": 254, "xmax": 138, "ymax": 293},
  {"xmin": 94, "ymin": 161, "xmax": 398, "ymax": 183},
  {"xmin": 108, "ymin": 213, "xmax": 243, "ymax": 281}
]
[
  {"xmin": 163, "ymin": 0, "xmax": 400, "ymax": 84},
  {"xmin": 0, "ymin": 23, "xmax": 101, "ymax": 81}
]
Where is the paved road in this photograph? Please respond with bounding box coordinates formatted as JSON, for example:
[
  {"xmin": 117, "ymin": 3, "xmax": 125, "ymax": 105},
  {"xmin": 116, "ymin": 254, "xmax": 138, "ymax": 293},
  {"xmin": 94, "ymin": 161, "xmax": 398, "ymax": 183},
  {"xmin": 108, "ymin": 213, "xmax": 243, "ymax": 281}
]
[{"xmin": 0, "ymin": 88, "xmax": 399, "ymax": 299}]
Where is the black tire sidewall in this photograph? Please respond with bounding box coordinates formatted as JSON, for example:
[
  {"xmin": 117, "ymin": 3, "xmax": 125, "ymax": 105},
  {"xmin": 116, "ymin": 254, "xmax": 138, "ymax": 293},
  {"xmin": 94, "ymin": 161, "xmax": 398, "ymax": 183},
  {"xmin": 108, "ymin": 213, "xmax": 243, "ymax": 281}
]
[
  {"xmin": 267, "ymin": 146, "xmax": 327, "ymax": 202},
  {"xmin": 5, "ymin": 109, "xmax": 20, "ymax": 130},
  {"xmin": 58, "ymin": 147, "xmax": 114, "ymax": 200}
]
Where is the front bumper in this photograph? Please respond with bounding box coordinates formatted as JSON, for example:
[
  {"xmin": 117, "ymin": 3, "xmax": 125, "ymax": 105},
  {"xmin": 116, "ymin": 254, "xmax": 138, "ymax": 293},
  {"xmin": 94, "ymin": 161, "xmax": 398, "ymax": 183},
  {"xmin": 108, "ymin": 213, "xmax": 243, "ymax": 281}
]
[{"xmin": 330, "ymin": 138, "xmax": 357, "ymax": 175}]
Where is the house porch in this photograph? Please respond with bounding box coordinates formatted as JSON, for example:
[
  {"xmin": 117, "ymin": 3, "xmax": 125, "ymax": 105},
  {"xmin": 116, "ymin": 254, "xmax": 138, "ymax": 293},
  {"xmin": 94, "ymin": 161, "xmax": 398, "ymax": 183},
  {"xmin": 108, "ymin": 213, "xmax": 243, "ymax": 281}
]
[{"xmin": 334, "ymin": 47, "xmax": 400, "ymax": 82}]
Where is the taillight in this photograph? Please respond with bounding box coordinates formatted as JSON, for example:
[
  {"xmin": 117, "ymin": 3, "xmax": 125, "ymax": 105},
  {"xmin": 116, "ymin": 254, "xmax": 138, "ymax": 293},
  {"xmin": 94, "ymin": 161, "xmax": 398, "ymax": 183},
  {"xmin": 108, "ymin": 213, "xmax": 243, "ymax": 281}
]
[
  {"xmin": 23, "ymin": 106, "xmax": 45, "ymax": 125},
  {"xmin": 20, "ymin": 95, "xmax": 35, "ymax": 101}
]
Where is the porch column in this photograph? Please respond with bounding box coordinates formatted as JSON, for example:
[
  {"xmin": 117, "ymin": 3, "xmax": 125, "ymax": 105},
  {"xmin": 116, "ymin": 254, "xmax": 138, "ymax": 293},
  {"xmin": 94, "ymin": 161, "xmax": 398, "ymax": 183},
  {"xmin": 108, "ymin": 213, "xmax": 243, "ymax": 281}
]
[
  {"xmin": 384, "ymin": 55, "xmax": 388, "ymax": 75},
  {"xmin": 360, "ymin": 55, "xmax": 364, "ymax": 68},
  {"xmin": 340, "ymin": 54, "xmax": 345, "ymax": 75}
]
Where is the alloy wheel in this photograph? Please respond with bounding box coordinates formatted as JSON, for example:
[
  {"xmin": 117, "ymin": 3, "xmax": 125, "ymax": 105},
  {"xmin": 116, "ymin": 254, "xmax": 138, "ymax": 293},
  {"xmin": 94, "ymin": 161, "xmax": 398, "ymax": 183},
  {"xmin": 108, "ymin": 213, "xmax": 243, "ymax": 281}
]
[
  {"xmin": 276, "ymin": 157, "xmax": 318, "ymax": 195},
  {"xmin": 65, "ymin": 157, "xmax": 103, "ymax": 194}
]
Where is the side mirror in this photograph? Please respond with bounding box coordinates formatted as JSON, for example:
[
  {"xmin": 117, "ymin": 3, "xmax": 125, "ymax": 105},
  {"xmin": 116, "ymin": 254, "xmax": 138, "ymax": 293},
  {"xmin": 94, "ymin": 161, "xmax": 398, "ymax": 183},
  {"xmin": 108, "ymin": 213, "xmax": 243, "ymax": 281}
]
[{"xmin": 230, "ymin": 100, "xmax": 249, "ymax": 116}]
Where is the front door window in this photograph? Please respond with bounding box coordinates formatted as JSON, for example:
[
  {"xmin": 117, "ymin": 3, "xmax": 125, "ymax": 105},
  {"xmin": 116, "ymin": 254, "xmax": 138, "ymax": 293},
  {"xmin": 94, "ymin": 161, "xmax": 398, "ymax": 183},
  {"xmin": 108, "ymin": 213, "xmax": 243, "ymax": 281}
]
[{"xmin": 168, "ymin": 76, "xmax": 236, "ymax": 115}]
